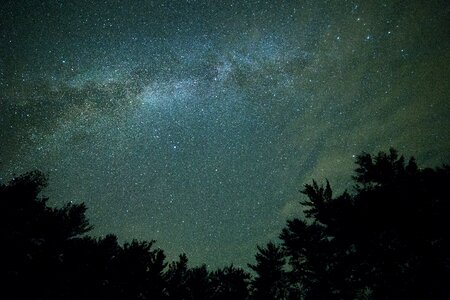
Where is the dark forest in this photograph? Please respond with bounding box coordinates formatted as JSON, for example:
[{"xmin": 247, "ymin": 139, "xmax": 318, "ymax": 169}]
[{"xmin": 2, "ymin": 149, "xmax": 449, "ymax": 299}]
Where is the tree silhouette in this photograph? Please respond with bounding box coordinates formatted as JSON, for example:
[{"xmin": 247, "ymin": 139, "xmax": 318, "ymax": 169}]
[
  {"xmin": 1, "ymin": 171, "xmax": 93, "ymax": 299},
  {"xmin": 164, "ymin": 255, "xmax": 251, "ymax": 300},
  {"xmin": 1, "ymin": 149, "xmax": 448, "ymax": 299},
  {"xmin": 248, "ymin": 242, "xmax": 290, "ymax": 300},
  {"xmin": 186, "ymin": 265, "xmax": 211, "ymax": 300},
  {"xmin": 209, "ymin": 265, "xmax": 250, "ymax": 300},
  {"xmin": 111, "ymin": 239, "xmax": 167, "ymax": 299},
  {"xmin": 280, "ymin": 149, "xmax": 450, "ymax": 299},
  {"xmin": 164, "ymin": 253, "xmax": 191, "ymax": 299}
]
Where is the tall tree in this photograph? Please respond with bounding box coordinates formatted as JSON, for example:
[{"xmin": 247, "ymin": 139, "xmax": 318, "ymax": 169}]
[
  {"xmin": 0, "ymin": 171, "xmax": 93, "ymax": 300},
  {"xmin": 210, "ymin": 265, "xmax": 250, "ymax": 300},
  {"xmin": 165, "ymin": 253, "xmax": 190, "ymax": 299},
  {"xmin": 280, "ymin": 149, "xmax": 450, "ymax": 299},
  {"xmin": 248, "ymin": 242, "xmax": 290, "ymax": 300},
  {"xmin": 111, "ymin": 239, "xmax": 167, "ymax": 300}
]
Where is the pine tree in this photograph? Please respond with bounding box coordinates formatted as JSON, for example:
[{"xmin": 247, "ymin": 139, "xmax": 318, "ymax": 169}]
[{"xmin": 248, "ymin": 242, "xmax": 289, "ymax": 300}]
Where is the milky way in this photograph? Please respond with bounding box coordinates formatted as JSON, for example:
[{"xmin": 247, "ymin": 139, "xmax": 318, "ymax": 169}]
[{"xmin": 1, "ymin": 0, "xmax": 449, "ymax": 268}]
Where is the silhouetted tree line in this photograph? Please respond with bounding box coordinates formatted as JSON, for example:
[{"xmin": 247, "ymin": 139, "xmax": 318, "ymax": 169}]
[{"xmin": 1, "ymin": 149, "xmax": 449, "ymax": 299}]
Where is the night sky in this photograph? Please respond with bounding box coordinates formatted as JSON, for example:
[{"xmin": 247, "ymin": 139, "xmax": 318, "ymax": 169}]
[{"xmin": 1, "ymin": 0, "xmax": 449, "ymax": 269}]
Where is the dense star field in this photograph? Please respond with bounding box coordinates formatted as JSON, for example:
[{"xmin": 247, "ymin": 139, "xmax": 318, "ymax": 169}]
[{"xmin": 1, "ymin": 0, "xmax": 449, "ymax": 268}]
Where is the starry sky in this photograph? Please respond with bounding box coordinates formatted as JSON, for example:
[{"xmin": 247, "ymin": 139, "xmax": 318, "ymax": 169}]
[{"xmin": 1, "ymin": 0, "xmax": 449, "ymax": 268}]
